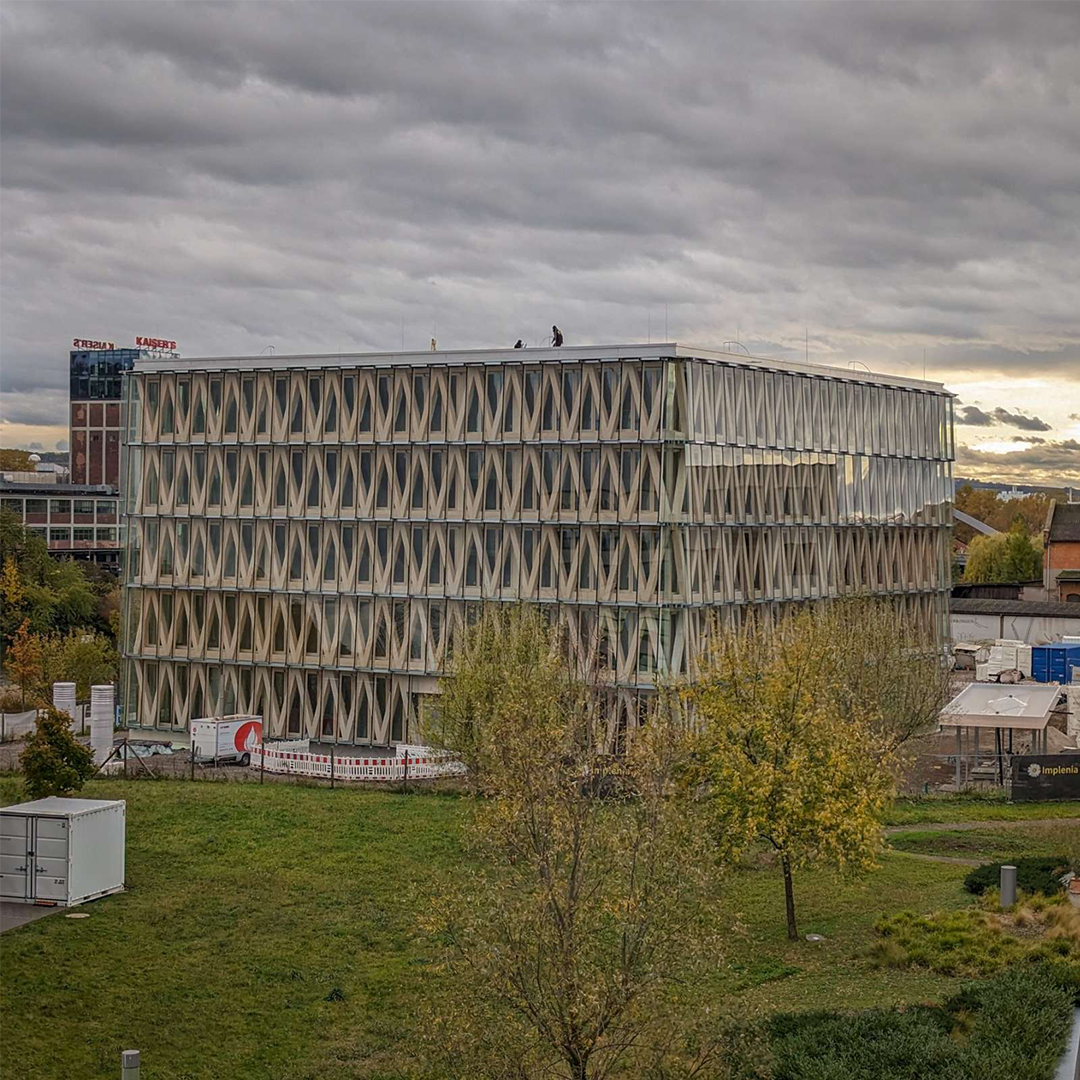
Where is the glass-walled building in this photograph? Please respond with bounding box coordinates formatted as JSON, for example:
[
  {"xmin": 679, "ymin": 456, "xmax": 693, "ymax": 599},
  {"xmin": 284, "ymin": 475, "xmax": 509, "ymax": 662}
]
[
  {"xmin": 70, "ymin": 347, "xmax": 143, "ymax": 487},
  {"xmin": 119, "ymin": 344, "xmax": 954, "ymax": 744}
]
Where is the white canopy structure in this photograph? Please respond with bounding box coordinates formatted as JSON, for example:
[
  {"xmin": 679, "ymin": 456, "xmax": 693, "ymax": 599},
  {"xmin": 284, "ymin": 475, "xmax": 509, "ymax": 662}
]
[
  {"xmin": 940, "ymin": 683, "xmax": 1062, "ymax": 732},
  {"xmin": 938, "ymin": 682, "xmax": 1062, "ymax": 787}
]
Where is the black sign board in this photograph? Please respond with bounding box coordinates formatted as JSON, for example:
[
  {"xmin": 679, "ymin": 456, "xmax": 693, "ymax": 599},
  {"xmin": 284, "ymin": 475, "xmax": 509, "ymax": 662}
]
[{"xmin": 1011, "ymin": 755, "xmax": 1080, "ymax": 801}]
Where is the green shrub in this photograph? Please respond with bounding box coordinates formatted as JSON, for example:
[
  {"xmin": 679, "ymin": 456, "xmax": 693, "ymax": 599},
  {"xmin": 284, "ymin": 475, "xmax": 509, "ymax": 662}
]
[
  {"xmin": 963, "ymin": 855, "xmax": 1068, "ymax": 896},
  {"xmin": 873, "ymin": 908, "xmax": 1030, "ymax": 976},
  {"xmin": 766, "ymin": 966, "xmax": 1073, "ymax": 1079},
  {"xmin": 19, "ymin": 706, "xmax": 95, "ymax": 799}
]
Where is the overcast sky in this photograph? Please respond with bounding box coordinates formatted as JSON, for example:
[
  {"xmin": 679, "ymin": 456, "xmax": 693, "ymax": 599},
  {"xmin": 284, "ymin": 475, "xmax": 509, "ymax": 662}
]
[{"xmin": 1, "ymin": 1, "xmax": 1078, "ymax": 485}]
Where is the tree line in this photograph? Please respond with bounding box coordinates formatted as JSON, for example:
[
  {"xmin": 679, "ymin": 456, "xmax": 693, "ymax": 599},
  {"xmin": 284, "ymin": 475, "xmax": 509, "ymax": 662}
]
[{"xmin": 0, "ymin": 509, "xmax": 119, "ymax": 710}]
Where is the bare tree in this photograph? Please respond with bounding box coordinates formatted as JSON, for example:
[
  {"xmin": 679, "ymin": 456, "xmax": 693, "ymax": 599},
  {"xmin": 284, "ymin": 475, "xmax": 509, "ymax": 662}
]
[
  {"xmin": 421, "ymin": 605, "xmax": 721, "ymax": 1080},
  {"xmin": 815, "ymin": 596, "xmax": 952, "ymax": 755}
]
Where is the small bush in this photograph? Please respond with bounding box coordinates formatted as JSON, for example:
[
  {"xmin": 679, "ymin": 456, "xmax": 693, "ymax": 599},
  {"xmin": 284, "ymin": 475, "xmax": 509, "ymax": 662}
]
[
  {"xmin": 19, "ymin": 706, "xmax": 95, "ymax": 799},
  {"xmin": 963, "ymin": 855, "xmax": 1068, "ymax": 897},
  {"xmin": 766, "ymin": 965, "xmax": 1073, "ymax": 1079},
  {"xmin": 0, "ymin": 687, "xmax": 27, "ymax": 713},
  {"xmin": 873, "ymin": 899, "xmax": 1080, "ymax": 984}
]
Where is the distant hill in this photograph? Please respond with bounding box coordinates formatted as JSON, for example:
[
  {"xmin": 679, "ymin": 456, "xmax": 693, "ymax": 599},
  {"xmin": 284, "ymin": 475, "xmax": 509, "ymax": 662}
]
[{"xmin": 954, "ymin": 477, "xmax": 1071, "ymax": 500}]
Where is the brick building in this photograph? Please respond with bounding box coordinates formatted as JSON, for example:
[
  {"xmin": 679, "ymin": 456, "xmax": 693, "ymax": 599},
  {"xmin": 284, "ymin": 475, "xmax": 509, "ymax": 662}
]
[{"xmin": 1044, "ymin": 501, "xmax": 1080, "ymax": 603}]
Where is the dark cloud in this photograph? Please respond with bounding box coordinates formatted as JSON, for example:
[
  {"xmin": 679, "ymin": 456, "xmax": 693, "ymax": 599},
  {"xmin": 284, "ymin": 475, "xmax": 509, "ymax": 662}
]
[
  {"xmin": 957, "ymin": 439, "xmax": 1080, "ymax": 486},
  {"xmin": 991, "ymin": 408, "xmax": 1053, "ymax": 432},
  {"xmin": 2, "ymin": 1, "xmax": 1079, "ymax": 439},
  {"xmin": 958, "ymin": 405, "xmax": 994, "ymax": 426},
  {"xmin": 1012, "ymin": 435, "xmax": 1046, "ymax": 445}
]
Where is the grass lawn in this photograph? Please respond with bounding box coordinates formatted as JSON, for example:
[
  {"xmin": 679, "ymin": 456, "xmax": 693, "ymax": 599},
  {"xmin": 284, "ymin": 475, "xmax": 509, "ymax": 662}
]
[
  {"xmin": 884, "ymin": 795, "xmax": 1080, "ymax": 826},
  {"xmin": 0, "ymin": 778, "xmax": 1021, "ymax": 1080},
  {"xmin": 887, "ymin": 820, "xmax": 1076, "ymax": 863}
]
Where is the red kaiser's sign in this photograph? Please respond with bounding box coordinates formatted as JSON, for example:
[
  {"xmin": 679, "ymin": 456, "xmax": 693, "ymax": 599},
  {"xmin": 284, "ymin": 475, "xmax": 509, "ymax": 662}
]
[{"xmin": 136, "ymin": 336, "xmax": 178, "ymax": 351}]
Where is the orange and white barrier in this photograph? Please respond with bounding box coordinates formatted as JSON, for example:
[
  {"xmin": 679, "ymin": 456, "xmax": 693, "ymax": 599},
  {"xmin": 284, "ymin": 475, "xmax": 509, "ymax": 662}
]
[{"xmin": 249, "ymin": 741, "xmax": 465, "ymax": 782}]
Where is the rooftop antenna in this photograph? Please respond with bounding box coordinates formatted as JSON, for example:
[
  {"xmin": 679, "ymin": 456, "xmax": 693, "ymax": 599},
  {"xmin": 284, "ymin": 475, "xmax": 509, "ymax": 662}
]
[{"xmin": 260, "ymin": 345, "xmax": 275, "ymax": 355}]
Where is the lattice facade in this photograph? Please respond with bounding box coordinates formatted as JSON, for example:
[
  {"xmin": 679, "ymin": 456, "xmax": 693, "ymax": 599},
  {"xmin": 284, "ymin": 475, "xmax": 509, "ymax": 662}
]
[{"xmin": 120, "ymin": 345, "xmax": 954, "ymax": 746}]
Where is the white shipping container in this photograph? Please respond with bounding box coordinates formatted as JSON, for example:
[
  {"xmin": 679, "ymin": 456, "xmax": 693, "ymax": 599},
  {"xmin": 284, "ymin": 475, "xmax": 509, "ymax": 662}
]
[
  {"xmin": 0, "ymin": 797, "xmax": 125, "ymax": 907},
  {"xmin": 990, "ymin": 645, "xmax": 1018, "ymax": 669},
  {"xmin": 191, "ymin": 715, "xmax": 262, "ymax": 765},
  {"xmin": 1017, "ymin": 646, "xmax": 1033, "ymax": 678}
]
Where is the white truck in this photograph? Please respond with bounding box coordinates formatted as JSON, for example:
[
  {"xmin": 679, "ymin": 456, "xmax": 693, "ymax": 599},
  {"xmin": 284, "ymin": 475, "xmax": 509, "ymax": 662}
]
[{"xmin": 190, "ymin": 715, "xmax": 262, "ymax": 766}]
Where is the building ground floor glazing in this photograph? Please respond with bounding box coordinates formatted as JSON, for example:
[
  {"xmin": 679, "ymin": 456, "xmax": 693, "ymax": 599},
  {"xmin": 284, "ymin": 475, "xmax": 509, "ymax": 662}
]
[{"xmin": 121, "ymin": 521, "xmax": 949, "ymax": 746}]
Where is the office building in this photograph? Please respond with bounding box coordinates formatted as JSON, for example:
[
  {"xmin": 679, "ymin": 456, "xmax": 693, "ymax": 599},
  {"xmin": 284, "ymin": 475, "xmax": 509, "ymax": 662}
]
[
  {"xmin": 1, "ymin": 480, "xmax": 120, "ymax": 567},
  {"xmin": 119, "ymin": 343, "xmax": 954, "ymax": 743}
]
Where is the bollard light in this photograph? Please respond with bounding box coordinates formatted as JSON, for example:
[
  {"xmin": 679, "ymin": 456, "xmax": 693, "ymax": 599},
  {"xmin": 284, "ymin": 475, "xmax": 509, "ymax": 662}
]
[
  {"xmin": 121, "ymin": 1049, "xmax": 140, "ymax": 1080},
  {"xmin": 1000, "ymin": 864, "xmax": 1017, "ymax": 908}
]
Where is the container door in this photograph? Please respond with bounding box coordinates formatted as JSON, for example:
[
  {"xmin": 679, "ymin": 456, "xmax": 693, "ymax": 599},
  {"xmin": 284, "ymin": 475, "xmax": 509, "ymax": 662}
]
[
  {"xmin": 0, "ymin": 813, "xmax": 31, "ymax": 900},
  {"xmin": 32, "ymin": 817, "xmax": 70, "ymax": 902}
]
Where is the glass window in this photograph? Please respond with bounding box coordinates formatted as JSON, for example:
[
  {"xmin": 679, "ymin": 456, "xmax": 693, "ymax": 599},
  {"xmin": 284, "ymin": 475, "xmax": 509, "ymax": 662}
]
[
  {"xmin": 49, "ymin": 527, "xmax": 70, "ymax": 543},
  {"xmin": 50, "ymin": 499, "xmax": 69, "ymax": 515},
  {"xmin": 74, "ymin": 499, "xmax": 95, "ymax": 515},
  {"xmin": 73, "ymin": 527, "xmax": 94, "ymax": 541}
]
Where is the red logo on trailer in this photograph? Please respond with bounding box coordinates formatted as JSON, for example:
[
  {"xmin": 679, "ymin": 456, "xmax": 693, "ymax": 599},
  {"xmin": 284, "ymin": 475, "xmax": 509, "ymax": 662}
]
[{"xmin": 235, "ymin": 720, "xmax": 262, "ymax": 753}]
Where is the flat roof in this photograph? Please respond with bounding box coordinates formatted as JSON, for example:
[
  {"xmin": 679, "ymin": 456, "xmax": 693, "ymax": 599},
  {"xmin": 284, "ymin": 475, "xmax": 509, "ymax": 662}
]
[
  {"xmin": 0, "ymin": 797, "xmax": 124, "ymax": 817},
  {"xmin": 939, "ymin": 683, "xmax": 1061, "ymax": 731},
  {"xmin": 0, "ymin": 481, "xmax": 118, "ymax": 497},
  {"xmin": 951, "ymin": 597, "xmax": 1080, "ymax": 618},
  {"xmin": 135, "ymin": 342, "xmax": 948, "ymax": 393}
]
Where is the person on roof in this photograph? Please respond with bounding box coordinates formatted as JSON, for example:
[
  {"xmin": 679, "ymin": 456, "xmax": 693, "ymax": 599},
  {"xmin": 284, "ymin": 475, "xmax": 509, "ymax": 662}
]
[
  {"xmin": 552, "ymin": 325, "xmax": 564, "ymax": 347},
  {"xmin": 514, "ymin": 339, "xmax": 525, "ymax": 349}
]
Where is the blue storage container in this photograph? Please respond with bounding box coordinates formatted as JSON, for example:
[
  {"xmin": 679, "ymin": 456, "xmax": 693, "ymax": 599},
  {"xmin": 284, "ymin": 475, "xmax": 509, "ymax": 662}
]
[
  {"xmin": 1031, "ymin": 645, "xmax": 1051, "ymax": 682},
  {"xmin": 1031, "ymin": 643, "xmax": 1080, "ymax": 683}
]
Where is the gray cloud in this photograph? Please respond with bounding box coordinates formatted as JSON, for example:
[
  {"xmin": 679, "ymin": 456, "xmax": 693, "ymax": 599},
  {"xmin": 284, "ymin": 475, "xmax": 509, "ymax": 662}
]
[
  {"xmin": 2, "ymin": 1, "xmax": 1079, "ymax": 439},
  {"xmin": 991, "ymin": 408, "xmax": 1053, "ymax": 432},
  {"xmin": 958, "ymin": 405, "xmax": 994, "ymax": 426},
  {"xmin": 957, "ymin": 439, "xmax": 1080, "ymax": 486},
  {"xmin": 1012, "ymin": 435, "xmax": 1046, "ymax": 444}
]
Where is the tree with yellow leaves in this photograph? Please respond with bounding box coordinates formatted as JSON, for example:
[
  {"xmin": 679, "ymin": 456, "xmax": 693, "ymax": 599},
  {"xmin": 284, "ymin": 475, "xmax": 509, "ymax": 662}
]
[
  {"xmin": 422, "ymin": 605, "xmax": 721, "ymax": 1080},
  {"xmin": 5, "ymin": 619, "xmax": 45, "ymax": 709},
  {"xmin": 684, "ymin": 606, "xmax": 898, "ymax": 942}
]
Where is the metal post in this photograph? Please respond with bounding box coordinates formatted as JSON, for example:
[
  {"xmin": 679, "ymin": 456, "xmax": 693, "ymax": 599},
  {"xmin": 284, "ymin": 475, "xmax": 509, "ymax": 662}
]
[
  {"xmin": 330, "ymin": 744, "xmax": 335, "ymax": 789},
  {"xmin": 995, "ymin": 727, "xmax": 1003, "ymax": 787},
  {"xmin": 973, "ymin": 726, "xmax": 980, "ymax": 767},
  {"xmin": 121, "ymin": 1049, "xmax": 140, "ymax": 1079},
  {"xmin": 260, "ymin": 737, "xmax": 265, "ymax": 785},
  {"xmin": 955, "ymin": 726, "xmax": 962, "ymax": 790},
  {"xmin": 1000, "ymin": 864, "xmax": 1017, "ymax": 908}
]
